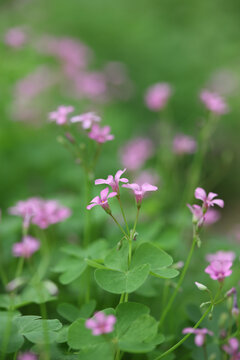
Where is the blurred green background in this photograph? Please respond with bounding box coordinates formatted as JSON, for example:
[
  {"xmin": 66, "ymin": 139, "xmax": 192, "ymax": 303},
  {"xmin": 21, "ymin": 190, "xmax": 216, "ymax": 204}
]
[{"xmin": 0, "ymin": 0, "xmax": 240, "ymax": 220}]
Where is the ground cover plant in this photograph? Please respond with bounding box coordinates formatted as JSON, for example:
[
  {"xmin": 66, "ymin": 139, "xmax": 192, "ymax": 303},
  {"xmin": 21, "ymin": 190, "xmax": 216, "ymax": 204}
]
[{"xmin": 1, "ymin": 1, "xmax": 240, "ymax": 359}]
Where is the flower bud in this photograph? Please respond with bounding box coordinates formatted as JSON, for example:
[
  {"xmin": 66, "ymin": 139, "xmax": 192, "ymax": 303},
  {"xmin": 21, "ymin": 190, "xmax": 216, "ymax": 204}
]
[{"xmin": 195, "ymin": 282, "xmax": 208, "ymax": 291}]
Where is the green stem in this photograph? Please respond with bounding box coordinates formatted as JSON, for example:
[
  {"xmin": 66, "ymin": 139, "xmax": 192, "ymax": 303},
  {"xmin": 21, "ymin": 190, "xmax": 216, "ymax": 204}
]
[
  {"xmin": 154, "ymin": 305, "xmax": 212, "ymax": 360},
  {"xmin": 128, "ymin": 207, "xmax": 140, "ymax": 267},
  {"xmin": 84, "ymin": 171, "xmax": 92, "ymax": 248},
  {"xmin": 117, "ymin": 196, "xmax": 130, "ymax": 236},
  {"xmin": 110, "ymin": 214, "xmax": 128, "ymax": 238},
  {"xmin": 158, "ymin": 236, "xmax": 196, "ymax": 328}
]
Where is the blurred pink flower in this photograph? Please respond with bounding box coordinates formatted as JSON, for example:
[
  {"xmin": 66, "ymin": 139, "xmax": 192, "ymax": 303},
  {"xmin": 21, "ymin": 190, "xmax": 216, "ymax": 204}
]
[
  {"xmin": 135, "ymin": 170, "xmax": 160, "ymax": 187},
  {"xmin": 123, "ymin": 182, "xmax": 158, "ymax": 205},
  {"xmin": 200, "ymin": 90, "xmax": 228, "ymax": 115},
  {"xmin": 223, "ymin": 338, "xmax": 240, "ymax": 360},
  {"xmin": 195, "ymin": 187, "xmax": 224, "ymax": 210},
  {"xmin": 88, "ymin": 124, "xmax": 114, "ymax": 143},
  {"xmin": 49, "ymin": 105, "xmax": 74, "ymax": 125},
  {"xmin": 95, "ymin": 169, "xmax": 128, "ymax": 192},
  {"xmin": 205, "ymin": 260, "xmax": 232, "ymax": 282},
  {"xmin": 85, "ymin": 311, "xmax": 116, "ymax": 336},
  {"xmin": 206, "ymin": 251, "xmax": 235, "ymax": 263},
  {"xmin": 145, "ymin": 83, "xmax": 172, "ymax": 111},
  {"xmin": 77, "ymin": 71, "xmax": 107, "ymax": 100},
  {"xmin": 119, "ymin": 137, "xmax": 154, "ymax": 171},
  {"xmin": 71, "ymin": 112, "xmax": 101, "ymax": 129},
  {"xmin": 4, "ymin": 27, "xmax": 27, "ymax": 48},
  {"xmin": 173, "ymin": 134, "xmax": 197, "ymax": 155},
  {"xmin": 204, "ymin": 209, "xmax": 221, "ymax": 226},
  {"xmin": 187, "ymin": 204, "xmax": 205, "ymax": 227},
  {"xmin": 87, "ymin": 187, "xmax": 117, "ymax": 211},
  {"xmin": 12, "ymin": 236, "xmax": 40, "ymax": 258},
  {"xmin": 18, "ymin": 352, "xmax": 38, "ymax": 360},
  {"xmin": 9, "ymin": 198, "xmax": 71, "ymax": 229},
  {"xmin": 37, "ymin": 36, "xmax": 91, "ymax": 69},
  {"xmin": 182, "ymin": 328, "xmax": 213, "ymax": 347}
]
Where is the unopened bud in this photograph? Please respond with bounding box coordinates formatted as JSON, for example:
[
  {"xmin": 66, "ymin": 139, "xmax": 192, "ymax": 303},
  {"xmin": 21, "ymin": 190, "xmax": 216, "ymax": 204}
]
[
  {"xmin": 195, "ymin": 282, "xmax": 208, "ymax": 291},
  {"xmin": 200, "ymin": 301, "xmax": 211, "ymax": 308}
]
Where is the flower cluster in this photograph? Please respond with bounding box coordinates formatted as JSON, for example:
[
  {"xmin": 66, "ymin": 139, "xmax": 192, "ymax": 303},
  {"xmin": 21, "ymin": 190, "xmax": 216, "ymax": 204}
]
[
  {"xmin": 85, "ymin": 312, "xmax": 116, "ymax": 336},
  {"xmin": 87, "ymin": 169, "xmax": 158, "ymax": 213},
  {"xmin": 12, "ymin": 236, "xmax": 40, "ymax": 258},
  {"xmin": 205, "ymin": 250, "xmax": 234, "ymax": 282},
  {"xmin": 9, "ymin": 197, "xmax": 71, "ymax": 229},
  {"xmin": 187, "ymin": 187, "xmax": 224, "ymax": 227}
]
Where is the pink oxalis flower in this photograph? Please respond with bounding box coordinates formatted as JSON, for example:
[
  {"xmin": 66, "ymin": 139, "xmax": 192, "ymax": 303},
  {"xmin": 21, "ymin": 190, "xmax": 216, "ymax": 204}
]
[
  {"xmin": 122, "ymin": 182, "xmax": 158, "ymax": 205},
  {"xmin": 87, "ymin": 187, "xmax": 117, "ymax": 211},
  {"xmin": 120, "ymin": 137, "xmax": 154, "ymax": 171},
  {"xmin": 173, "ymin": 134, "xmax": 197, "ymax": 155},
  {"xmin": 204, "ymin": 209, "xmax": 221, "ymax": 226},
  {"xmin": 85, "ymin": 311, "xmax": 116, "ymax": 336},
  {"xmin": 205, "ymin": 260, "xmax": 233, "ymax": 282},
  {"xmin": 145, "ymin": 83, "xmax": 172, "ymax": 111},
  {"xmin": 182, "ymin": 328, "xmax": 213, "ymax": 347},
  {"xmin": 88, "ymin": 124, "xmax": 114, "ymax": 143},
  {"xmin": 49, "ymin": 105, "xmax": 74, "ymax": 125},
  {"xmin": 71, "ymin": 112, "xmax": 101, "ymax": 129},
  {"xmin": 200, "ymin": 90, "xmax": 228, "ymax": 115},
  {"xmin": 12, "ymin": 236, "xmax": 40, "ymax": 258},
  {"xmin": 223, "ymin": 338, "xmax": 240, "ymax": 360},
  {"xmin": 195, "ymin": 187, "xmax": 224, "ymax": 210},
  {"xmin": 95, "ymin": 169, "xmax": 128, "ymax": 192},
  {"xmin": 9, "ymin": 197, "xmax": 71, "ymax": 229},
  {"xmin": 18, "ymin": 352, "xmax": 38, "ymax": 360}
]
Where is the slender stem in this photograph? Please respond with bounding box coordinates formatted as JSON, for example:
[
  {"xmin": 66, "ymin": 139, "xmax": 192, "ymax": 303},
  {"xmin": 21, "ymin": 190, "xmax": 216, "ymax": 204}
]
[
  {"xmin": 15, "ymin": 257, "xmax": 24, "ymax": 279},
  {"xmin": 110, "ymin": 214, "xmax": 128, "ymax": 238},
  {"xmin": 154, "ymin": 305, "xmax": 212, "ymax": 360},
  {"xmin": 118, "ymin": 293, "xmax": 125, "ymax": 304},
  {"xmin": 128, "ymin": 207, "xmax": 140, "ymax": 267},
  {"xmin": 203, "ymin": 343, "xmax": 208, "ymax": 360},
  {"xmin": 158, "ymin": 236, "xmax": 196, "ymax": 328},
  {"xmin": 117, "ymin": 196, "xmax": 130, "ymax": 236},
  {"xmin": 84, "ymin": 171, "xmax": 92, "ymax": 248}
]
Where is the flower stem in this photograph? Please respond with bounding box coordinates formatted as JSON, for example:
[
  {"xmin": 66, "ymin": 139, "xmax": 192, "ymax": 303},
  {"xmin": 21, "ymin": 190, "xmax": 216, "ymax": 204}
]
[
  {"xmin": 158, "ymin": 236, "xmax": 196, "ymax": 329},
  {"xmin": 83, "ymin": 170, "xmax": 92, "ymax": 248},
  {"xmin": 110, "ymin": 214, "xmax": 128, "ymax": 238},
  {"xmin": 117, "ymin": 196, "xmax": 130, "ymax": 237},
  {"xmin": 154, "ymin": 305, "xmax": 212, "ymax": 359}
]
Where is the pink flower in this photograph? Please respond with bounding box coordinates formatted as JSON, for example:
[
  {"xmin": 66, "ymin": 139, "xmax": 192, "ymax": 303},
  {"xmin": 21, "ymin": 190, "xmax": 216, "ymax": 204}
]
[
  {"xmin": 204, "ymin": 209, "xmax": 221, "ymax": 226},
  {"xmin": 206, "ymin": 251, "xmax": 236, "ymax": 263},
  {"xmin": 95, "ymin": 169, "xmax": 129, "ymax": 192},
  {"xmin": 145, "ymin": 83, "xmax": 172, "ymax": 111},
  {"xmin": 9, "ymin": 198, "xmax": 71, "ymax": 229},
  {"xmin": 195, "ymin": 187, "xmax": 224, "ymax": 210},
  {"xmin": 4, "ymin": 27, "xmax": 27, "ymax": 48},
  {"xmin": 223, "ymin": 338, "xmax": 240, "ymax": 360},
  {"xmin": 173, "ymin": 134, "xmax": 197, "ymax": 155},
  {"xmin": 85, "ymin": 311, "xmax": 116, "ymax": 336},
  {"xmin": 182, "ymin": 328, "xmax": 213, "ymax": 347},
  {"xmin": 12, "ymin": 236, "xmax": 40, "ymax": 258},
  {"xmin": 187, "ymin": 204, "xmax": 205, "ymax": 226},
  {"xmin": 71, "ymin": 112, "xmax": 101, "ymax": 129},
  {"xmin": 205, "ymin": 260, "xmax": 232, "ymax": 282},
  {"xmin": 49, "ymin": 105, "xmax": 74, "ymax": 125},
  {"xmin": 18, "ymin": 352, "xmax": 38, "ymax": 360},
  {"xmin": 122, "ymin": 182, "xmax": 158, "ymax": 205},
  {"xmin": 87, "ymin": 188, "xmax": 117, "ymax": 211},
  {"xmin": 88, "ymin": 124, "xmax": 114, "ymax": 143},
  {"xmin": 78, "ymin": 71, "xmax": 107, "ymax": 100},
  {"xmin": 200, "ymin": 90, "xmax": 228, "ymax": 115},
  {"xmin": 119, "ymin": 137, "xmax": 154, "ymax": 171}
]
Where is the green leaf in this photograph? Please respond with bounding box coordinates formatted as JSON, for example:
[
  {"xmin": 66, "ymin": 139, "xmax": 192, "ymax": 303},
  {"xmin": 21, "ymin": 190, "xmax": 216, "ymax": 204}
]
[
  {"xmin": 118, "ymin": 341, "xmax": 155, "ymax": 353},
  {"xmin": 116, "ymin": 302, "xmax": 150, "ymax": 337},
  {"xmin": 57, "ymin": 300, "xmax": 96, "ymax": 322},
  {"xmin": 131, "ymin": 243, "xmax": 173, "ymax": 270},
  {"xmin": 56, "ymin": 326, "xmax": 69, "ymax": 343},
  {"xmin": 119, "ymin": 314, "xmax": 158, "ymax": 343},
  {"xmin": 0, "ymin": 311, "xmax": 23, "ymax": 353},
  {"xmin": 53, "ymin": 257, "xmax": 87, "ymax": 284},
  {"xmin": 94, "ymin": 264, "xmax": 149, "ymax": 294},
  {"xmin": 104, "ymin": 239, "xmax": 129, "ymax": 272},
  {"xmin": 77, "ymin": 343, "xmax": 115, "ymax": 360},
  {"xmin": 68, "ymin": 319, "xmax": 107, "ymax": 349},
  {"xmin": 15, "ymin": 316, "xmax": 62, "ymax": 344},
  {"xmin": 151, "ymin": 268, "xmax": 179, "ymax": 279}
]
